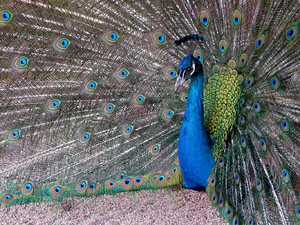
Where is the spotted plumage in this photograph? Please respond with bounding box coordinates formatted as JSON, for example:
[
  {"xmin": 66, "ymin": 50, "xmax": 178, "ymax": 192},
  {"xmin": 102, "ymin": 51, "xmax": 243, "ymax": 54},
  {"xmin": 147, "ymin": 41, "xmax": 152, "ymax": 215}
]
[{"xmin": 0, "ymin": 1, "xmax": 299, "ymax": 225}]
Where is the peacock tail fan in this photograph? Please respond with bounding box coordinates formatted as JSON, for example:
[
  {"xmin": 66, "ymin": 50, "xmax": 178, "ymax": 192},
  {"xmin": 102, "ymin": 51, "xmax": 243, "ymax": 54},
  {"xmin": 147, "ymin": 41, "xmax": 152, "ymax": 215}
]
[
  {"xmin": 0, "ymin": 0, "xmax": 193, "ymax": 206},
  {"xmin": 202, "ymin": 1, "xmax": 300, "ymax": 225},
  {"xmin": 0, "ymin": 1, "xmax": 300, "ymax": 225}
]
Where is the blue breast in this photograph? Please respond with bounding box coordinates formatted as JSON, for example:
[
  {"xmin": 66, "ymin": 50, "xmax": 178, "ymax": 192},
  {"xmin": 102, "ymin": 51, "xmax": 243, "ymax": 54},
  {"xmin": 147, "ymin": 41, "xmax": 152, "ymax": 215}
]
[{"xmin": 178, "ymin": 72, "xmax": 215, "ymax": 189}]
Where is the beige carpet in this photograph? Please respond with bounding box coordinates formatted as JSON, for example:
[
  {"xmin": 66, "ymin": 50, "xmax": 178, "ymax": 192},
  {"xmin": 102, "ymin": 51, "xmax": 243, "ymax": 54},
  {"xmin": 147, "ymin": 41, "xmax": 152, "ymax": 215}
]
[{"xmin": 0, "ymin": 187, "xmax": 225, "ymax": 225}]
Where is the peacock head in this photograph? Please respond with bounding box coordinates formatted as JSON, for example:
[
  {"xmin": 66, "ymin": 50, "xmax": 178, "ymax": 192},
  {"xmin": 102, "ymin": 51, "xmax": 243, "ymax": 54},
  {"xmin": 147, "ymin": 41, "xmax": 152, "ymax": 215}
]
[{"xmin": 175, "ymin": 54, "xmax": 203, "ymax": 90}]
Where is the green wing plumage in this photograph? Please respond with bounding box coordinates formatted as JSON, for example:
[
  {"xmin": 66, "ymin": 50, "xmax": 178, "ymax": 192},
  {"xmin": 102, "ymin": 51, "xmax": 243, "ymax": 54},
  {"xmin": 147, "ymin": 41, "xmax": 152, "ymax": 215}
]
[{"xmin": 202, "ymin": 1, "xmax": 300, "ymax": 224}]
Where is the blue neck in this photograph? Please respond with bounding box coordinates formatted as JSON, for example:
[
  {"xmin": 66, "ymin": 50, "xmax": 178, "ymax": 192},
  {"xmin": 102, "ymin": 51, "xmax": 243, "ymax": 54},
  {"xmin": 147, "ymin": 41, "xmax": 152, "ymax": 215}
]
[{"xmin": 178, "ymin": 72, "xmax": 215, "ymax": 189}]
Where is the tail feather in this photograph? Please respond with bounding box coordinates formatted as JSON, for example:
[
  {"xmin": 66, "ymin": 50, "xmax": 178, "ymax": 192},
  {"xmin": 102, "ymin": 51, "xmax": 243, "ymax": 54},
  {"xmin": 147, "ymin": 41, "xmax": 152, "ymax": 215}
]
[
  {"xmin": 0, "ymin": 0, "xmax": 193, "ymax": 205},
  {"xmin": 203, "ymin": 0, "xmax": 300, "ymax": 224}
]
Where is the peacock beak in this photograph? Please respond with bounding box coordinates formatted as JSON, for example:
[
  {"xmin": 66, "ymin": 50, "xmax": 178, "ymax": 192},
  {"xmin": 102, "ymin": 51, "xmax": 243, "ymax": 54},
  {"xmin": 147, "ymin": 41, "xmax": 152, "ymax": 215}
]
[{"xmin": 175, "ymin": 69, "xmax": 186, "ymax": 91}]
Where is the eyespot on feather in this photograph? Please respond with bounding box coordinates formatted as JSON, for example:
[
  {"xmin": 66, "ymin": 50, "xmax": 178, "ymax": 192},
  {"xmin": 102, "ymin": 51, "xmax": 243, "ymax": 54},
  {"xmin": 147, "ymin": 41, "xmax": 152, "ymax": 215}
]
[
  {"xmin": 155, "ymin": 174, "xmax": 167, "ymax": 186},
  {"xmin": 166, "ymin": 175, "xmax": 172, "ymax": 184},
  {"xmin": 193, "ymin": 49, "xmax": 203, "ymax": 62},
  {"xmin": 1, "ymin": 193, "xmax": 15, "ymax": 204},
  {"xmin": 0, "ymin": 10, "xmax": 13, "ymax": 24},
  {"xmin": 281, "ymin": 169, "xmax": 290, "ymax": 183},
  {"xmin": 239, "ymin": 53, "xmax": 247, "ymax": 67},
  {"xmin": 218, "ymin": 158, "xmax": 225, "ymax": 167},
  {"xmin": 87, "ymin": 182, "xmax": 99, "ymax": 194},
  {"xmin": 79, "ymin": 132, "xmax": 91, "ymax": 144},
  {"xmin": 234, "ymin": 173, "xmax": 240, "ymax": 184},
  {"xmin": 237, "ymin": 75, "xmax": 244, "ymax": 84},
  {"xmin": 85, "ymin": 80, "xmax": 98, "ymax": 93},
  {"xmin": 286, "ymin": 24, "xmax": 299, "ymax": 41},
  {"xmin": 245, "ymin": 76, "xmax": 254, "ymax": 87},
  {"xmin": 239, "ymin": 97, "xmax": 245, "ymax": 105},
  {"xmin": 253, "ymin": 102, "xmax": 261, "ymax": 113},
  {"xmin": 114, "ymin": 68, "xmax": 130, "ymax": 81},
  {"xmin": 21, "ymin": 182, "xmax": 34, "ymax": 195},
  {"xmin": 240, "ymin": 136, "xmax": 247, "ymax": 148},
  {"xmin": 228, "ymin": 59, "xmax": 237, "ymax": 69},
  {"xmin": 258, "ymin": 138, "xmax": 267, "ymax": 152},
  {"xmin": 53, "ymin": 37, "xmax": 71, "ymax": 52},
  {"xmin": 103, "ymin": 31, "xmax": 119, "ymax": 44},
  {"xmin": 211, "ymin": 65, "xmax": 219, "ymax": 74},
  {"xmin": 295, "ymin": 204, "xmax": 300, "ymax": 219},
  {"xmin": 50, "ymin": 185, "xmax": 64, "ymax": 198},
  {"xmin": 269, "ymin": 76, "xmax": 280, "ymax": 90},
  {"xmin": 105, "ymin": 180, "xmax": 118, "ymax": 190},
  {"xmin": 218, "ymin": 193, "xmax": 224, "ymax": 208},
  {"xmin": 117, "ymin": 172, "xmax": 126, "ymax": 180},
  {"xmin": 13, "ymin": 56, "xmax": 29, "ymax": 70},
  {"xmin": 150, "ymin": 173, "xmax": 160, "ymax": 185},
  {"xmin": 239, "ymin": 116, "xmax": 245, "ymax": 126},
  {"xmin": 171, "ymin": 166, "xmax": 178, "ymax": 174},
  {"xmin": 209, "ymin": 174, "xmax": 216, "ymax": 187},
  {"xmin": 121, "ymin": 178, "xmax": 132, "ymax": 190},
  {"xmin": 232, "ymin": 10, "xmax": 242, "ymax": 27},
  {"xmin": 8, "ymin": 129, "xmax": 21, "ymax": 142},
  {"xmin": 255, "ymin": 178, "xmax": 263, "ymax": 191},
  {"xmin": 76, "ymin": 181, "xmax": 88, "ymax": 193},
  {"xmin": 225, "ymin": 205, "xmax": 234, "ymax": 220},
  {"xmin": 255, "ymin": 34, "xmax": 265, "ymax": 50},
  {"xmin": 180, "ymin": 93, "xmax": 188, "ymax": 103},
  {"xmin": 133, "ymin": 176, "xmax": 145, "ymax": 188},
  {"xmin": 232, "ymin": 216, "xmax": 239, "ymax": 225},
  {"xmin": 164, "ymin": 67, "xmax": 177, "ymax": 80},
  {"xmin": 219, "ymin": 40, "xmax": 228, "ymax": 54},
  {"xmin": 150, "ymin": 144, "xmax": 161, "ymax": 155},
  {"xmin": 47, "ymin": 99, "xmax": 61, "ymax": 112},
  {"xmin": 152, "ymin": 32, "xmax": 167, "ymax": 46},
  {"xmin": 211, "ymin": 191, "xmax": 218, "ymax": 205},
  {"xmin": 199, "ymin": 9, "xmax": 210, "ymax": 28},
  {"xmin": 133, "ymin": 94, "xmax": 145, "ymax": 105},
  {"xmin": 220, "ymin": 67, "xmax": 226, "ymax": 73},
  {"xmin": 246, "ymin": 216, "xmax": 254, "ymax": 225},
  {"xmin": 162, "ymin": 109, "xmax": 174, "ymax": 120},
  {"xmin": 280, "ymin": 119, "xmax": 290, "ymax": 134},
  {"xmin": 103, "ymin": 103, "xmax": 116, "ymax": 114},
  {"xmin": 122, "ymin": 125, "xmax": 134, "ymax": 136}
]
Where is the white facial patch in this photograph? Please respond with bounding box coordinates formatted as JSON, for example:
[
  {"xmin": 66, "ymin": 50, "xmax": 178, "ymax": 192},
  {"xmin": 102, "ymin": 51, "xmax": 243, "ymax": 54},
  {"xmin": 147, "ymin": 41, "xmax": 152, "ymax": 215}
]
[{"xmin": 191, "ymin": 61, "xmax": 196, "ymax": 75}]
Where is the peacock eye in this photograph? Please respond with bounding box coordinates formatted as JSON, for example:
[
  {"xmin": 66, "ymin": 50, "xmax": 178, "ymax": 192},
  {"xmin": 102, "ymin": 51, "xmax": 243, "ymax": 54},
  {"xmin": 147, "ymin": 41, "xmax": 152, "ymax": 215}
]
[
  {"xmin": 122, "ymin": 125, "xmax": 134, "ymax": 136},
  {"xmin": 162, "ymin": 109, "xmax": 175, "ymax": 120},
  {"xmin": 186, "ymin": 67, "xmax": 193, "ymax": 73},
  {"xmin": 114, "ymin": 68, "xmax": 130, "ymax": 80},
  {"xmin": 152, "ymin": 32, "xmax": 167, "ymax": 46},
  {"xmin": 89, "ymin": 183, "xmax": 96, "ymax": 189},
  {"xmin": 85, "ymin": 80, "xmax": 98, "ymax": 93},
  {"xmin": 0, "ymin": 10, "xmax": 13, "ymax": 24},
  {"xmin": 8, "ymin": 129, "xmax": 21, "ymax": 141},
  {"xmin": 103, "ymin": 103, "xmax": 116, "ymax": 114},
  {"xmin": 150, "ymin": 144, "xmax": 161, "ymax": 155},
  {"xmin": 53, "ymin": 37, "xmax": 71, "ymax": 52},
  {"xmin": 79, "ymin": 132, "xmax": 91, "ymax": 144},
  {"xmin": 133, "ymin": 94, "xmax": 145, "ymax": 105},
  {"xmin": 103, "ymin": 31, "xmax": 119, "ymax": 44},
  {"xmin": 21, "ymin": 182, "xmax": 34, "ymax": 195},
  {"xmin": 50, "ymin": 185, "xmax": 65, "ymax": 198},
  {"xmin": 47, "ymin": 99, "xmax": 61, "ymax": 112},
  {"xmin": 14, "ymin": 56, "xmax": 29, "ymax": 69}
]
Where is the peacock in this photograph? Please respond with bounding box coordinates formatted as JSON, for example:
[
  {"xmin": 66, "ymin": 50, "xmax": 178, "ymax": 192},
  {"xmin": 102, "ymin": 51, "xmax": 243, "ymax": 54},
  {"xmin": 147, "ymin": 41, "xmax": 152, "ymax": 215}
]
[{"xmin": 0, "ymin": 0, "xmax": 299, "ymax": 224}]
